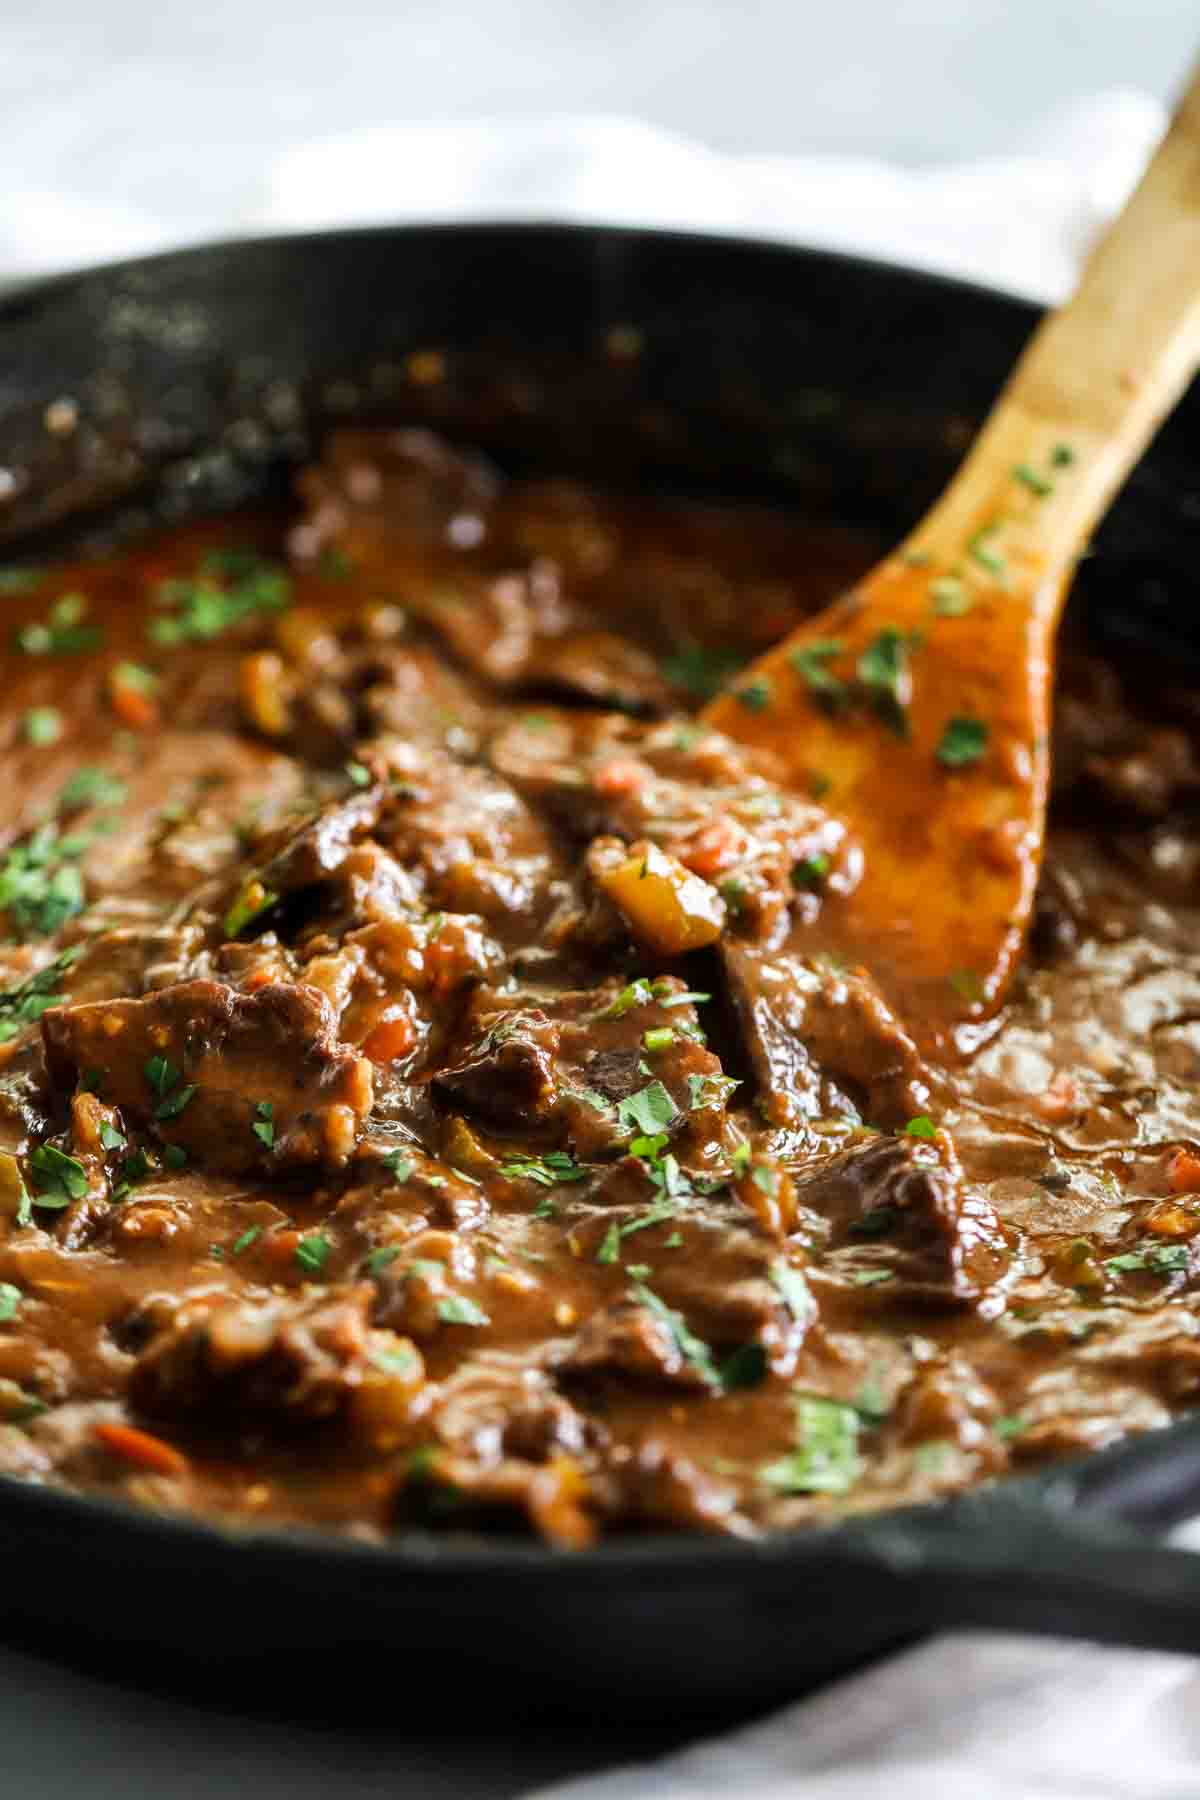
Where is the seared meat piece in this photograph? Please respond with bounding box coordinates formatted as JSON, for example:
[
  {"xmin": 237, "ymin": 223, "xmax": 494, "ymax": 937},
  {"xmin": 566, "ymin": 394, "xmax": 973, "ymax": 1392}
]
[
  {"xmin": 129, "ymin": 1284, "xmax": 420, "ymax": 1427},
  {"xmin": 42, "ymin": 979, "xmax": 372, "ymax": 1174},
  {"xmin": 601, "ymin": 1440, "xmax": 748, "ymax": 1535},
  {"xmin": 559, "ymin": 1298, "xmax": 715, "ymax": 1392},
  {"xmin": 722, "ymin": 942, "xmax": 930, "ymax": 1129},
  {"xmin": 798, "ymin": 1132, "xmax": 1010, "ymax": 1310},
  {"xmin": 293, "ymin": 427, "xmax": 500, "ymax": 559}
]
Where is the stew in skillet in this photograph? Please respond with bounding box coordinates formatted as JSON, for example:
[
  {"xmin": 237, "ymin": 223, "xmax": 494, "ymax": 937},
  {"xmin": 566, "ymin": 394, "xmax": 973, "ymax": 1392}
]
[{"xmin": 0, "ymin": 427, "xmax": 1197, "ymax": 1546}]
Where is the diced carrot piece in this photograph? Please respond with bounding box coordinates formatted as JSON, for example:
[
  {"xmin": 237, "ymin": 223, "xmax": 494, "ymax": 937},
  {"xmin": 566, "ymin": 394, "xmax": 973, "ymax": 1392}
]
[
  {"xmin": 680, "ymin": 819, "xmax": 744, "ymax": 879},
  {"xmin": 1168, "ymin": 1149, "xmax": 1200, "ymax": 1194},
  {"xmin": 1143, "ymin": 1201, "xmax": 1199, "ymax": 1238},
  {"xmin": 362, "ymin": 1013, "xmax": 417, "ymax": 1063},
  {"xmin": 108, "ymin": 671, "xmax": 159, "ymax": 730},
  {"xmin": 94, "ymin": 1420, "xmax": 188, "ymax": 1476},
  {"xmin": 592, "ymin": 757, "xmax": 646, "ymax": 797},
  {"xmin": 262, "ymin": 1228, "xmax": 302, "ymax": 1272}
]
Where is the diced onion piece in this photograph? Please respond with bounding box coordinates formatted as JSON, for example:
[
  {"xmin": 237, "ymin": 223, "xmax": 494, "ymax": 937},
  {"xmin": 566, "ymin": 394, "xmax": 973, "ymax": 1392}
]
[{"xmin": 595, "ymin": 840, "xmax": 725, "ymax": 955}]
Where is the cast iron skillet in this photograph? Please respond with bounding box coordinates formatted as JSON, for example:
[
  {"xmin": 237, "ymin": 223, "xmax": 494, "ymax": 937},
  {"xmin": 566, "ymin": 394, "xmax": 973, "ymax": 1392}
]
[{"xmin": 3, "ymin": 224, "xmax": 1200, "ymax": 1720}]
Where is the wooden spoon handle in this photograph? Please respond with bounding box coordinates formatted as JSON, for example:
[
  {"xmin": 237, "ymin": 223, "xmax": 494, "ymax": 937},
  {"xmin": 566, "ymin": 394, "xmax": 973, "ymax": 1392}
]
[{"xmin": 919, "ymin": 61, "xmax": 1200, "ymax": 576}]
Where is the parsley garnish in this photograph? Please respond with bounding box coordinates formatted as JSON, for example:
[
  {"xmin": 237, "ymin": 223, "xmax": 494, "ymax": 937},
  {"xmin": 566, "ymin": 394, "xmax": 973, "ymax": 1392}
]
[
  {"xmin": 791, "ymin": 853, "xmax": 829, "ymax": 889},
  {"xmin": 0, "ymin": 826, "xmax": 88, "ymax": 938},
  {"xmin": 629, "ymin": 1279, "xmax": 719, "ymax": 1387},
  {"xmin": 596, "ymin": 978, "xmax": 655, "ymax": 1020},
  {"xmin": 144, "ymin": 1055, "xmax": 177, "ymax": 1099},
  {"xmin": 381, "ymin": 1149, "xmax": 415, "ymax": 1182},
  {"xmin": 760, "ymin": 1394, "xmax": 863, "ymax": 1495},
  {"xmin": 661, "ymin": 644, "xmax": 745, "ymax": 701},
  {"xmin": 686, "ymin": 1071, "xmax": 741, "ymax": 1111},
  {"xmin": 24, "ymin": 707, "xmax": 62, "ymax": 746},
  {"xmin": 295, "ymin": 1233, "xmax": 330, "ymax": 1275},
  {"xmin": 904, "ymin": 1115, "xmax": 937, "ymax": 1139},
  {"xmin": 499, "ymin": 1150, "xmax": 586, "ymax": 1187},
  {"xmin": 98, "ymin": 1121, "xmax": 127, "ymax": 1151},
  {"xmin": 15, "ymin": 593, "xmax": 102, "ymax": 656},
  {"xmin": 224, "ymin": 879, "xmax": 280, "ymax": 939},
  {"xmin": 852, "ymin": 1268, "xmax": 894, "ymax": 1286},
  {"xmin": 29, "ymin": 1143, "xmax": 88, "ymax": 1204},
  {"xmin": 616, "ymin": 1080, "xmax": 677, "ymax": 1137},
  {"xmin": 58, "ymin": 767, "xmax": 127, "ymax": 810},
  {"xmin": 438, "ymin": 1295, "xmax": 490, "ymax": 1327},
  {"xmin": 735, "ymin": 677, "xmax": 772, "ymax": 713},
  {"xmin": 252, "ymin": 1101, "xmax": 275, "ymax": 1149},
  {"xmin": 994, "ymin": 1414, "xmax": 1029, "ymax": 1439},
  {"xmin": 231, "ymin": 1226, "xmax": 262, "ymax": 1256},
  {"xmin": 642, "ymin": 1026, "xmax": 674, "ymax": 1053},
  {"xmin": 936, "ymin": 715, "xmax": 988, "ymax": 768},
  {"xmin": 1050, "ymin": 443, "xmax": 1075, "ymax": 466},
  {"xmin": 345, "ymin": 761, "xmax": 371, "ymax": 788},
  {"xmin": 967, "ymin": 524, "xmax": 1006, "ymax": 579},
  {"xmin": 857, "ymin": 628, "xmax": 911, "ymax": 738},
  {"xmin": 930, "ymin": 575, "xmax": 972, "ymax": 616},
  {"xmin": 149, "ymin": 552, "xmax": 290, "ymax": 645},
  {"xmin": 155, "ymin": 1083, "xmax": 196, "ymax": 1121},
  {"xmin": 1013, "ymin": 462, "xmax": 1054, "ymax": 497},
  {"xmin": 0, "ymin": 1282, "xmax": 21, "ymax": 1322},
  {"xmin": 367, "ymin": 1245, "xmax": 402, "ymax": 1275},
  {"xmin": 0, "ymin": 947, "xmax": 81, "ymax": 1043},
  {"xmin": 1105, "ymin": 1246, "xmax": 1188, "ymax": 1275},
  {"xmin": 790, "ymin": 639, "xmax": 847, "ymax": 708}
]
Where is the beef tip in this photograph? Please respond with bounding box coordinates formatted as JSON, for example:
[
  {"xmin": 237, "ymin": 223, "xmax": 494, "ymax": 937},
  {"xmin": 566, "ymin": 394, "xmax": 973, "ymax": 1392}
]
[
  {"xmin": 583, "ymin": 1047, "xmax": 645, "ymax": 1104},
  {"xmin": 42, "ymin": 979, "xmax": 372, "ymax": 1175},
  {"xmin": 292, "ymin": 428, "xmax": 499, "ymax": 562},
  {"xmin": 601, "ymin": 1439, "xmax": 748, "ymax": 1535},
  {"xmin": 256, "ymin": 782, "xmax": 386, "ymax": 895},
  {"xmin": 532, "ymin": 630, "xmax": 671, "ymax": 714},
  {"xmin": 558, "ymin": 1299, "xmax": 715, "ymax": 1392},
  {"xmin": 799, "ymin": 1131, "xmax": 1011, "ymax": 1310},
  {"xmin": 722, "ymin": 943, "xmax": 930, "ymax": 1129},
  {"xmin": 435, "ymin": 1010, "xmax": 561, "ymax": 1125},
  {"xmin": 129, "ymin": 1285, "xmax": 422, "ymax": 1429}
]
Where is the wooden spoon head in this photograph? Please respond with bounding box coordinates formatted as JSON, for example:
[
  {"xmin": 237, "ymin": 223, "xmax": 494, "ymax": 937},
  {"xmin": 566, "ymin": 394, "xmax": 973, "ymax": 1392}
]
[{"xmin": 702, "ymin": 550, "xmax": 1062, "ymax": 1052}]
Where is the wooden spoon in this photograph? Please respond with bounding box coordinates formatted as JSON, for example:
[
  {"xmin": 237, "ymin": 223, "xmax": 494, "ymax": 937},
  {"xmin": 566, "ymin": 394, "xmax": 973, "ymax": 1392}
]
[{"xmin": 703, "ymin": 64, "xmax": 1200, "ymax": 1053}]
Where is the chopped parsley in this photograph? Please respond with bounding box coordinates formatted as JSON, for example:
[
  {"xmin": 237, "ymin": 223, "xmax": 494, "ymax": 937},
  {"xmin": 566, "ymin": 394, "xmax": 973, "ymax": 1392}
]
[
  {"xmin": 499, "ymin": 1150, "xmax": 586, "ymax": 1187},
  {"xmin": 950, "ymin": 968, "xmax": 984, "ymax": 1005},
  {"xmin": 596, "ymin": 1221, "xmax": 621, "ymax": 1264},
  {"xmin": 59, "ymin": 767, "xmax": 127, "ymax": 810},
  {"xmin": 370, "ymin": 1344, "xmax": 421, "ymax": 1380},
  {"xmin": 760, "ymin": 1394, "xmax": 863, "ymax": 1495},
  {"xmin": 29, "ymin": 1143, "xmax": 88, "ymax": 1205},
  {"xmin": 24, "ymin": 707, "xmax": 62, "ymax": 746},
  {"xmin": 629, "ymin": 1278, "xmax": 719, "ymax": 1387},
  {"xmin": 149, "ymin": 552, "xmax": 291, "ymax": 645},
  {"xmin": 642, "ymin": 1026, "xmax": 675, "ymax": 1053},
  {"xmin": 0, "ymin": 825, "xmax": 88, "ymax": 938},
  {"xmin": 721, "ymin": 1342, "xmax": 769, "ymax": 1390},
  {"xmin": 857, "ymin": 627, "xmax": 911, "ymax": 738},
  {"xmin": 0, "ymin": 947, "xmax": 81, "ymax": 1043},
  {"xmin": 967, "ymin": 524, "xmax": 1006, "ymax": 579},
  {"xmin": 735, "ymin": 677, "xmax": 771, "ymax": 713},
  {"xmin": 1105, "ymin": 1246, "xmax": 1189, "ymax": 1275},
  {"xmin": 994, "ymin": 1414, "xmax": 1029, "ymax": 1440},
  {"xmin": 790, "ymin": 639, "xmax": 847, "ymax": 708},
  {"xmin": 155, "ymin": 1083, "xmax": 196, "ymax": 1121},
  {"xmin": 98, "ymin": 1121, "xmax": 127, "ymax": 1152},
  {"xmin": 936, "ymin": 715, "xmax": 988, "ymax": 768},
  {"xmin": 295, "ymin": 1234, "xmax": 331, "ymax": 1276},
  {"xmin": 345, "ymin": 761, "xmax": 371, "ymax": 788},
  {"xmin": 252, "ymin": 1101, "xmax": 275, "ymax": 1149},
  {"xmin": 0, "ymin": 567, "xmax": 42, "ymax": 595},
  {"xmin": 381, "ymin": 1149, "xmax": 415, "ymax": 1182},
  {"xmin": 852, "ymin": 1268, "xmax": 894, "ymax": 1286},
  {"xmin": 0, "ymin": 1282, "xmax": 21, "ymax": 1323},
  {"xmin": 144, "ymin": 1055, "xmax": 177, "ymax": 1099},
  {"xmin": 438, "ymin": 1295, "xmax": 490, "ymax": 1327},
  {"xmin": 616, "ymin": 1080, "xmax": 677, "ymax": 1137},
  {"xmin": 597, "ymin": 978, "xmax": 655, "ymax": 1019},
  {"xmin": 1050, "ymin": 443, "xmax": 1075, "ymax": 466},
  {"xmin": 231, "ymin": 1226, "xmax": 262, "ymax": 1256},
  {"xmin": 163, "ymin": 1144, "xmax": 188, "ymax": 1170},
  {"xmin": 661, "ymin": 644, "xmax": 745, "ymax": 701},
  {"xmin": 791, "ymin": 853, "xmax": 829, "ymax": 888},
  {"xmin": 224, "ymin": 879, "xmax": 279, "ymax": 939},
  {"xmin": 1012, "ymin": 462, "xmax": 1054, "ymax": 497},
  {"xmin": 15, "ymin": 593, "xmax": 102, "ymax": 656},
  {"xmin": 904, "ymin": 1115, "xmax": 937, "ymax": 1139},
  {"xmin": 686, "ymin": 1071, "xmax": 741, "ymax": 1111},
  {"xmin": 930, "ymin": 576, "xmax": 972, "ymax": 616},
  {"xmin": 367, "ymin": 1245, "xmax": 403, "ymax": 1275}
]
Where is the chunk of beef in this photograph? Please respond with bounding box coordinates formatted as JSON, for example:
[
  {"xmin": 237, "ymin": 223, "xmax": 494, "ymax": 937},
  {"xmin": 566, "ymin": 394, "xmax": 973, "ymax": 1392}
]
[
  {"xmin": 559, "ymin": 1299, "xmax": 715, "ymax": 1392},
  {"xmin": 799, "ymin": 1131, "xmax": 1011, "ymax": 1310},
  {"xmin": 292, "ymin": 427, "xmax": 500, "ymax": 562},
  {"xmin": 42, "ymin": 979, "xmax": 372, "ymax": 1175},
  {"xmin": 129, "ymin": 1285, "xmax": 419, "ymax": 1427},
  {"xmin": 722, "ymin": 943, "xmax": 930, "ymax": 1129},
  {"xmin": 600, "ymin": 1439, "xmax": 748, "ymax": 1535}
]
